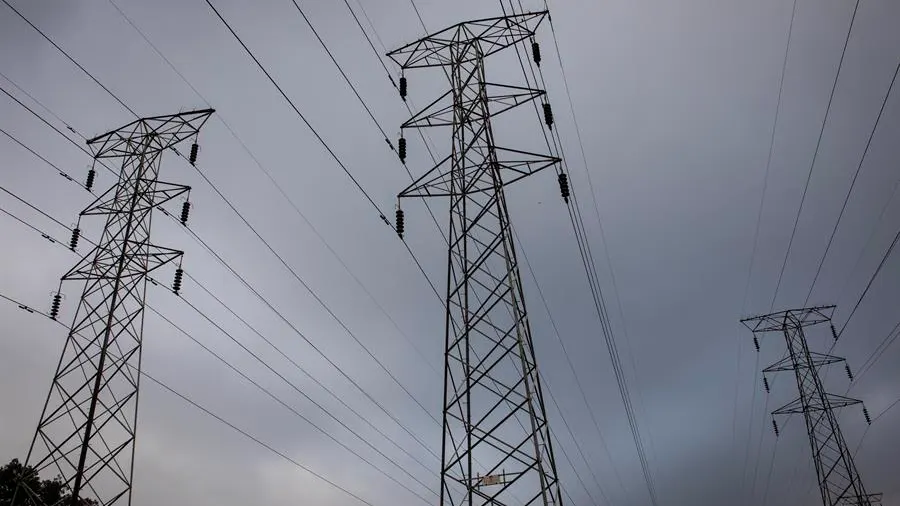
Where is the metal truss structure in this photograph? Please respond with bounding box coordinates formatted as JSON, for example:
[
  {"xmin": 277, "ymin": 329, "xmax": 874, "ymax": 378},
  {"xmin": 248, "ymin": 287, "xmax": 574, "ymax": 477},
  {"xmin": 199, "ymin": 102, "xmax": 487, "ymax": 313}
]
[
  {"xmin": 388, "ymin": 12, "xmax": 563, "ymax": 506},
  {"xmin": 742, "ymin": 306, "xmax": 881, "ymax": 506},
  {"xmin": 14, "ymin": 109, "xmax": 214, "ymax": 506}
]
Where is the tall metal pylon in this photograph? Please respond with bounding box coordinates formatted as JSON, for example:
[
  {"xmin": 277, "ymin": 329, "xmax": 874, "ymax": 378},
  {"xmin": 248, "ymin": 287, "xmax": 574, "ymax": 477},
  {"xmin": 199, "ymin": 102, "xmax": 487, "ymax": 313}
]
[
  {"xmin": 741, "ymin": 306, "xmax": 881, "ymax": 506},
  {"xmin": 14, "ymin": 109, "xmax": 214, "ymax": 506},
  {"xmin": 388, "ymin": 12, "xmax": 564, "ymax": 506}
]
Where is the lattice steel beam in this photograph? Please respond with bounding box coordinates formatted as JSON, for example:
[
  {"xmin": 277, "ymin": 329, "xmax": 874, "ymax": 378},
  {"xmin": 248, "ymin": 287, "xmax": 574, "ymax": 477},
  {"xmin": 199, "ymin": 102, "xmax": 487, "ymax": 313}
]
[
  {"xmin": 741, "ymin": 306, "xmax": 881, "ymax": 506},
  {"xmin": 388, "ymin": 12, "xmax": 563, "ymax": 506},
  {"xmin": 14, "ymin": 109, "xmax": 214, "ymax": 506}
]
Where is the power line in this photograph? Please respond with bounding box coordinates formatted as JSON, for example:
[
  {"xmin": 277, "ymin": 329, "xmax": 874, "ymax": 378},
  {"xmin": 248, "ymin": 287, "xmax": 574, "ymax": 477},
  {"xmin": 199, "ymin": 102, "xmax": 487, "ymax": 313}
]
[
  {"xmin": 851, "ymin": 319, "xmax": 900, "ymax": 385},
  {"xmin": 12, "ymin": 2, "xmax": 612, "ymax": 502},
  {"xmin": 804, "ymin": 61, "xmax": 900, "ymax": 305},
  {"xmin": 770, "ymin": 0, "xmax": 860, "ymax": 310},
  {"xmin": 195, "ymin": 5, "xmax": 453, "ymax": 434},
  {"xmin": 141, "ymin": 374, "xmax": 380, "ymax": 506},
  {"xmin": 186, "ymin": 157, "xmax": 442, "ymax": 427},
  {"xmin": 3, "ymin": 8, "xmax": 445, "ymax": 462},
  {"xmin": 201, "ymin": 0, "xmax": 390, "ymax": 226},
  {"xmin": 180, "ymin": 268, "xmax": 437, "ymax": 475},
  {"xmin": 0, "ymin": 201, "xmax": 436, "ymax": 502},
  {"xmin": 0, "ymin": 183, "xmax": 70, "ymax": 231},
  {"xmin": 500, "ymin": 1, "xmax": 660, "ymax": 503},
  {"xmin": 835, "ymin": 179, "xmax": 900, "ymax": 311},
  {"xmin": 1, "ymin": 0, "xmax": 138, "ymax": 117},
  {"xmin": 838, "ymin": 219, "xmax": 900, "ymax": 336},
  {"xmin": 146, "ymin": 298, "xmax": 436, "ymax": 504},
  {"xmin": 0, "ymin": 70, "xmax": 85, "ymax": 139},
  {"xmin": 735, "ymin": 0, "xmax": 799, "ymax": 498},
  {"xmin": 287, "ymin": 0, "xmax": 392, "ymax": 145},
  {"xmin": 383, "ymin": 6, "xmax": 612, "ymax": 500},
  {"xmin": 515, "ymin": 227, "xmax": 627, "ymax": 499},
  {"xmin": 4, "ymin": 84, "xmax": 446, "ymax": 486},
  {"xmin": 0, "ymin": 289, "xmax": 381, "ymax": 506},
  {"xmin": 4, "ymin": 100, "xmax": 443, "ymax": 475},
  {"xmin": 105, "ymin": 0, "xmax": 439, "ymax": 372},
  {"xmin": 0, "ymin": 79, "xmax": 119, "ymax": 180}
]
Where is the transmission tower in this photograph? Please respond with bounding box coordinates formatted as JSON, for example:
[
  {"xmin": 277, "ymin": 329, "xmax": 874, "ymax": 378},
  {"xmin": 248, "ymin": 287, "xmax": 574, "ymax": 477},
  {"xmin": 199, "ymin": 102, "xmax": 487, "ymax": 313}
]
[
  {"xmin": 388, "ymin": 12, "xmax": 564, "ymax": 506},
  {"xmin": 741, "ymin": 306, "xmax": 881, "ymax": 506},
  {"xmin": 14, "ymin": 109, "xmax": 214, "ymax": 506}
]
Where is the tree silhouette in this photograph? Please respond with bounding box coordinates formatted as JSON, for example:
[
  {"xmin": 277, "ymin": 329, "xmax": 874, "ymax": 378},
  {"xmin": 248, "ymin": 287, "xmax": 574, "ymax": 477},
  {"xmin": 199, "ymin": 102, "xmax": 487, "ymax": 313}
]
[{"xmin": 0, "ymin": 459, "xmax": 97, "ymax": 506}]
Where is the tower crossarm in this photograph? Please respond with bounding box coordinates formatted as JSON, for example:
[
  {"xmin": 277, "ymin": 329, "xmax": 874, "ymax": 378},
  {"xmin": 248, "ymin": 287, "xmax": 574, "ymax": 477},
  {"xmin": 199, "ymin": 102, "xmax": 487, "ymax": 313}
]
[
  {"xmin": 86, "ymin": 108, "xmax": 214, "ymax": 158},
  {"xmin": 386, "ymin": 12, "xmax": 547, "ymax": 69},
  {"xmin": 403, "ymin": 83, "xmax": 546, "ymax": 129},
  {"xmin": 772, "ymin": 394, "xmax": 862, "ymax": 416},
  {"xmin": 398, "ymin": 147, "xmax": 559, "ymax": 198},
  {"xmin": 81, "ymin": 181, "xmax": 190, "ymax": 216},
  {"xmin": 763, "ymin": 352, "xmax": 845, "ymax": 372},
  {"xmin": 741, "ymin": 305, "xmax": 835, "ymax": 332}
]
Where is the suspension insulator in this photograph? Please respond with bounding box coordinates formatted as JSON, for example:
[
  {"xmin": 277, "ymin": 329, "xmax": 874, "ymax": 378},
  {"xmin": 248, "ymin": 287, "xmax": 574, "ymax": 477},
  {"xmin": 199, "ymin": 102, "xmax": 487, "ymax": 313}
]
[
  {"xmin": 772, "ymin": 419, "xmax": 780, "ymax": 437},
  {"xmin": 395, "ymin": 208, "xmax": 405, "ymax": 239},
  {"xmin": 398, "ymin": 136, "xmax": 407, "ymax": 163},
  {"xmin": 180, "ymin": 201, "xmax": 191, "ymax": 226},
  {"xmin": 399, "ymin": 76, "xmax": 407, "ymax": 100},
  {"xmin": 69, "ymin": 228, "xmax": 80, "ymax": 251},
  {"xmin": 845, "ymin": 363, "xmax": 854, "ymax": 381},
  {"xmin": 85, "ymin": 168, "xmax": 96, "ymax": 190},
  {"xmin": 173, "ymin": 268, "xmax": 184, "ymax": 295},
  {"xmin": 863, "ymin": 406, "xmax": 871, "ymax": 425},
  {"xmin": 543, "ymin": 102, "xmax": 554, "ymax": 129},
  {"xmin": 831, "ymin": 324, "xmax": 838, "ymax": 341},
  {"xmin": 763, "ymin": 376, "xmax": 770, "ymax": 393},
  {"xmin": 557, "ymin": 173, "xmax": 570, "ymax": 203},
  {"xmin": 532, "ymin": 41, "xmax": 542, "ymax": 66},
  {"xmin": 50, "ymin": 293, "xmax": 61, "ymax": 320},
  {"xmin": 753, "ymin": 336, "xmax": 760, "ymax": 352},
  {"xmin": 189, "ymin": 143, "xmax": 199, "ymax": 165}
]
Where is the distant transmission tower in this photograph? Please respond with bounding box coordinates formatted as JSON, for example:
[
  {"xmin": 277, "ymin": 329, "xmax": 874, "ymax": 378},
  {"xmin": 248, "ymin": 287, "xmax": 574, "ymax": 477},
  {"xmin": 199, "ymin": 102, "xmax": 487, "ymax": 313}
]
[
  {"xmin": 14, "ymin": 109, "xmax": 214, "ymax": 506},
  {"xmin": 388, "ymin": 12, "xmax": 564, "ymax": 506},
  {"xmin": 741, "ymin": 306, "xmax": 881, "ymax": 506}
]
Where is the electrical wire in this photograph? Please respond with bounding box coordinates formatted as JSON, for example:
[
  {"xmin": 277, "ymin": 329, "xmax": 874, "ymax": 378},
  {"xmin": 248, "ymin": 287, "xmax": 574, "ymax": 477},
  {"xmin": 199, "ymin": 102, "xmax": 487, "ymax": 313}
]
[
  {"xmin": 186, "ymin": 158, "xmax": 443, "ymax": 426},
  {"xmin": 804, "ymin": 61, "xmax": 900, "ymax": 306},
  {"xmin": 2, "ymin": 9, "xmax": 446, "ymax": 462},
  {"xmin": 202, "ymin": 0, "xmax": 390, "ymax": 226},
  {"xmin": 0, "ymin": 290, "xmax": 381, "ymax": 506},
  {"xmin": 0, "ymin": 0, "xmax": 138, "ymax": 118},
  {"xmin": 770, "ymin": 0, "xmax": 860, "ymax": 310},
  {"xmin": 287, "ymin": 0, "xmax": 393, "ymax": 147},
  {"xmin": 198, "ymin": 3, "xmax": 459, "ymax": 435},
  {"xmin": 6, "ymin": 129, "xmax": 444, "ymax": 469},
  {"xmin": 751, "ymin": 4, "xmax": 861, "ymax": 499},
  {"xmin": 759, "ymin": 438, "xmax": 780, "ymax": 506},
  {"xmin": 7, "ymin": 11, "xmax": 586, "ymax": 506},
  {"xmin": 0, "ymin": 202, "xmax": 436, "ymax": 503},
  {"xmin": 732, "ymin": 1, "xmax": 797, "ymax": 498},
  {"xmin": 105, "ymin": 0, "xmax": 440, "ymax": 372},
  {"xmin": 500, "ymin": 1, "xmax": 660, "ymax": 503},
  {"xmin": 837, "ymin": 220, "xmax": 900, "ymax": 337},
  {"xmin": 0, "ymin": 80, "xmax": 119, "ymax": 180},
  {"xmin": 1, "ymin": 85, "xmax": 446, "ymax": 492},
  {"xmin": 146, "ymin": 300, "xmax": 436, "ymax": 503},
  {"xmin": 383, "ymin": 5, "xmax": 622, "ymax": 501},
  {"xmin": 515, "ymin": 228, "xmax": 627, "ymax": 498},
  {"xmin": 850, "ymin": 319, "xmax": 900, "ymax": 385},
  {"xmin": 373, "ymin": 6, "xmax": 613, "ymax": 500}
]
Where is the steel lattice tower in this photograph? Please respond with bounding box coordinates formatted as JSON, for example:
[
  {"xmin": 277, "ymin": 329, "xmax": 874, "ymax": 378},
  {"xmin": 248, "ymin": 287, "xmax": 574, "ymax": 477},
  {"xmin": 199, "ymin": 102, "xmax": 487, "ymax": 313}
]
[
  {"xmin": 14, "ymin": 109, "xmax": 214, "ymax": 506},
  {"xmin": 742, "ymin": 306, "xmax": 881, "ymax": 506},
  {"xmin": 388, "ymin": 12, "xmax": 563, "ymax": 506}
]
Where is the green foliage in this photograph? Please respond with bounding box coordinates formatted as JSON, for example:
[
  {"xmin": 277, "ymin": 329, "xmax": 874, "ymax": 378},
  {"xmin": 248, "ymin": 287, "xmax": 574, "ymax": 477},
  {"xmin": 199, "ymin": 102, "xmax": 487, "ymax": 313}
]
[{"xmin": 0, "ymin": 459, "xmax": 98, "ymax": 506}]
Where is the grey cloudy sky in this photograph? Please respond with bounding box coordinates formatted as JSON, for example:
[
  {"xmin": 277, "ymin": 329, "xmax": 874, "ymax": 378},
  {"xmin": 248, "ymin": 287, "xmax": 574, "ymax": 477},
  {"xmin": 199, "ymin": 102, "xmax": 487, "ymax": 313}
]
[{"xmin": 1, "ymin": 0, "xmax": 899, "ymax": 505}]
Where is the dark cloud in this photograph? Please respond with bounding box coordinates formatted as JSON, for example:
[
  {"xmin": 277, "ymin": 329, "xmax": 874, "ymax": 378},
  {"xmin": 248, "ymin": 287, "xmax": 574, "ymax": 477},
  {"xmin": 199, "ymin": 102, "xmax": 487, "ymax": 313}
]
[{"xmin": 2, "ymin": 0, "xmax": 899, "ymax": 505}]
